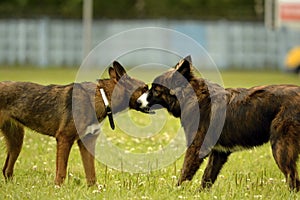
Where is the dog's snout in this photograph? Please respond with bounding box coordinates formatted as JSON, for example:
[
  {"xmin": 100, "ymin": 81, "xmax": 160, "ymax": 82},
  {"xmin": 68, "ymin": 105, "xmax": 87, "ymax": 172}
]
[{"xmin": 137, "ymin": 92, "xmax": 149, "ymax": 108}]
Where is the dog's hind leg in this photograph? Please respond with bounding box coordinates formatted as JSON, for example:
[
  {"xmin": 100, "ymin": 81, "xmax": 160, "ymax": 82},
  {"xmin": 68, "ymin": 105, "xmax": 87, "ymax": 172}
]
[
  {"xmin": 270, "ymin": 117, "xmax": 300, "ymax": 192},
  {"xmin": 201, "ymin": 150, "xmax": 231, "ymax": 189},
  {"xmin": 55, "ymin": 134, "xmax": 75, "ymax": 186},
  {"xmin": 77, "ymin": 133, "xmax": 98, "ymax": 186},
  {"xmin": 1, "ymin": 120, "xmax": 24, "ymax": 180},
  {"xmin": 177, "ymin": 145, "xmax": 204, "ymax": 186}
]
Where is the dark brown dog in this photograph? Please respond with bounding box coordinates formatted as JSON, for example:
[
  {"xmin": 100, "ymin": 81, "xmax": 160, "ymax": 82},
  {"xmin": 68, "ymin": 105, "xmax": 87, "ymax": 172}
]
[
  {"xmin": 0, "ymin": 61, "xmax": 147, "ymax": 186},
  {"xmin": 138, "ymin": 56, "xmax": 300, "ymax": 191}
]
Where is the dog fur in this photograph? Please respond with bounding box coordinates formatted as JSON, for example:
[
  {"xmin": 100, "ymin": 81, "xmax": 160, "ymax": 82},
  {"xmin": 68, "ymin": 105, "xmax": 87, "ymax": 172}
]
[
  {"xmin": 0, "ymin": 61, "xmax": 147, "ymax": 186},
  {"xmin": 138, "ymin": 56, "xmax": 300, "ymax": 191}
]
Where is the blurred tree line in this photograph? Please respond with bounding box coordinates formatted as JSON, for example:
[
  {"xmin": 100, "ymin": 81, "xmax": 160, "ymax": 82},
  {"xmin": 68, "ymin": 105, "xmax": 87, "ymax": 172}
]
[{"xmin": 0, "ymin": 0, "xmax": 264, "ymax": 21}]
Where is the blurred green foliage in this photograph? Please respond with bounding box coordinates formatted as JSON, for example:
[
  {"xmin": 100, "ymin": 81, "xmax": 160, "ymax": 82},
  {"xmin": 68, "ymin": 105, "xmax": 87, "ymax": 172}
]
[{"xmin": 0, "ymin": 0, "xmax": 264, "ymax": 21}]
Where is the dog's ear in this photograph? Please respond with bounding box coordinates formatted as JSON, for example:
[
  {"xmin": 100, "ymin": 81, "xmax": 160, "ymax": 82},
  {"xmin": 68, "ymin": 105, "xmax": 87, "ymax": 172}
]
[
  {"xmin": 108, "ymin": 67, "xmax": 118, "ymax": 82},
  {"xmin": 176, "ymin": 56, "xmax": 192, "ymax": 80},
  {"xmin": 175, "ymin": 55, "xmax": 192, "ymax": 69},
  {"xmin": 113, "ymin": 61, "xmax": 127, "ymax": 80},
  {"xmin": 184, "ymin": 55, "xmax": 192, "ymax": 63}
]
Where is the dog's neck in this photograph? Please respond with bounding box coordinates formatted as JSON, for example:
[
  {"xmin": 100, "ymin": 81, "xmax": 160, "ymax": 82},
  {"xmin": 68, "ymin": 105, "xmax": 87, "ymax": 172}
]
[
  {"xmin": 96, "ymin": 79, "xmax": 129, "ymax": 114},
  {"xmin": 97, "ymin": 79, "xmax": 114, "ymax": 103}
]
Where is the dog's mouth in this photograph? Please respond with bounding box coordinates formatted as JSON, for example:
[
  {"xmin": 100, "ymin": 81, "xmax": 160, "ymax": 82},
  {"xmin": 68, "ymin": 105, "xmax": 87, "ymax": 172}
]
[{"xmin": 138, "ymin": 106, "xmax": 155, "ymax": 114}]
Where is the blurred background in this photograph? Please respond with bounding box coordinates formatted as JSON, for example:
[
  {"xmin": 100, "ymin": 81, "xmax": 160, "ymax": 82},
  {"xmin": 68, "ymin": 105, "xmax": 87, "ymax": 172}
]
[{"xmin": 0, "ymin": 0, "xmax": 299, "ymax": 71}]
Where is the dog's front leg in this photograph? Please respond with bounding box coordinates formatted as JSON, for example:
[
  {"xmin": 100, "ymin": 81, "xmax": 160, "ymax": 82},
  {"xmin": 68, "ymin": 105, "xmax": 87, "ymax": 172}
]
[
  {"xmin": 55, "ymin": 135, "xmax": 75, "ymax": 186},
  {"xmin": 77, "ymin": 134, "xmax": 98, "ymax": 186},
  {"xmin": 201, "ymin": 150, "xmax": 230, "ymax": 190},
  {"xmin": 177, "ymin": 144, "xmax": 203, "ymax": 186}
]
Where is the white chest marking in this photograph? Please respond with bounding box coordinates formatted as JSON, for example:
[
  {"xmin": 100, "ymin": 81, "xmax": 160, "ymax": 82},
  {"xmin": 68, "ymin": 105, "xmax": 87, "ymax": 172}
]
[{"xmin": 84, "ymin": 123, "xmax": 101, "ymax": 136}]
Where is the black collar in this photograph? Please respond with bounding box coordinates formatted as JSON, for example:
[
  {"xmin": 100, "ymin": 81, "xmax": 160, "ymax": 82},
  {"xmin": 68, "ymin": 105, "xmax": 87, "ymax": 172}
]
[{"xmin": 100, "ymin": 88, "xmax": 115, "ymax": 130}]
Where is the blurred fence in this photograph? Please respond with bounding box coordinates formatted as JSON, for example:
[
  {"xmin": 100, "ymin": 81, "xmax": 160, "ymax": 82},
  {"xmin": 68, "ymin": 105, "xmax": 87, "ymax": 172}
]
[{"xmin": 0, "ymin": 19, "xmax": 299, "ymax": 69}]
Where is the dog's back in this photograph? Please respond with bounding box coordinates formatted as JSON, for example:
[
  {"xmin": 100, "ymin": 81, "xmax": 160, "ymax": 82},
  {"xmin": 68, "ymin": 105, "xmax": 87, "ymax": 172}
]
[
  {"xmin": 214, "ymin": 84, "xmax": 300, "ymax": 150},
  {"xmin": 0, "ymin": 81, "xmax": 76, "ymax": 136}
]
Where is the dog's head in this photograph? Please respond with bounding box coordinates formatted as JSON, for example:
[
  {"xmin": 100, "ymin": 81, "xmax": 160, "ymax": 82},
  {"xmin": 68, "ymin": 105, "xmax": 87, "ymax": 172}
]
[
  {"xmin": 137, "ymin": 56, "xmax": 194, "ymax": 117},
  {"xmin": 105, "ymin": 61, "xmax": 148, "ymax": 112}
]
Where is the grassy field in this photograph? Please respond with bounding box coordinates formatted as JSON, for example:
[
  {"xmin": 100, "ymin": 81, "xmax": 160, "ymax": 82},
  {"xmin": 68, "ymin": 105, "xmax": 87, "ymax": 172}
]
[{"xmin": 0, "ymin": 67, "xmax": 299, "ymax": 199}]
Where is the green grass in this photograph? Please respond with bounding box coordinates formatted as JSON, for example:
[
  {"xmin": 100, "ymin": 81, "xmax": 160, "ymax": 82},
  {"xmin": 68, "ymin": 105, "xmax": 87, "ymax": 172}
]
[{"xmin": 0, "ymin": 67, "xmax": 300, "ymax": 199}]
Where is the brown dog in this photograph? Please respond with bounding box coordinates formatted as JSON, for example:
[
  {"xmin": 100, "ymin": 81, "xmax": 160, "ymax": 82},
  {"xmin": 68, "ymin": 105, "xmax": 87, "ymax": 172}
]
[
  {"xmin": 0, "ymin": 61, "xmax": 147, "ymax": 186},
  {"xmin": 138, "ymin": 56, "xmax": 300, "ymax": 191}
]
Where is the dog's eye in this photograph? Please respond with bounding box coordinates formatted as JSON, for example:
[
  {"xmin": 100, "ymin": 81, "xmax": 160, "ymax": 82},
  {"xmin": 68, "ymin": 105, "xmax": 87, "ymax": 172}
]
[
  {"xmin": 153, "ymin": 90, "xmax": 161, "ymax": 97},
  {"xmin": 153, "ymin": 90, "xmax": 158, "ymax": 96},
  {"xmin": 143, "ymin": 85, "xmax": 148, "ymax": 92}
]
